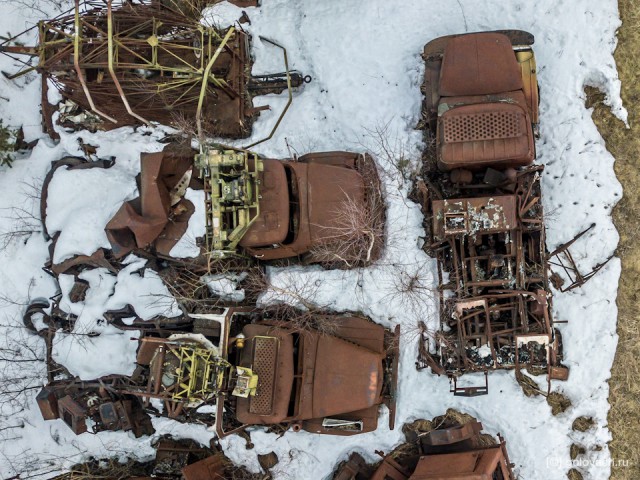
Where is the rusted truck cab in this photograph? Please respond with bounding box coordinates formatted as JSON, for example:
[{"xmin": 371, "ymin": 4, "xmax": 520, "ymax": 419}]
[
  {"xmin": 232, "ymin": 315, "xmax": 396, "ymax": 435},
  {"xmin": 238, "ymin": 151, "xmax": 381, "ymax": 264},
  {"xmin": 422, "ymin": 30, "xmax": 538, "ymax": 173},
  {"xmin": 129, "ymin": 308, "xmax": 398, "ymax": 436},
  {"xmin": 106, "ymin": 148, "xmax": 384, "ymax": 268}
]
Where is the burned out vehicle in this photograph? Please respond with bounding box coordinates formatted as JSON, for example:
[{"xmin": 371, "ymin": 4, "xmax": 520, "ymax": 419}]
[
  {"xmin": 32, "ymin": 305, "xmax": 399, "ymax": 437},
  {"xmin": 0, "ymin": 0, "xmax": 306, "ymax": 139},
  {"xmin": 127, "ymin": 308, "xmax": 399, "ymax": 437},
  {"xmin": 105, "ymin": 146, "xmax": 385, "ymax": 268},
  {"xmin": 417, "ymin": 31, "xmax": 569, "ymax": 393},
  {"xmin": 333, "ymin": 412, "xmax": 514, "ymax": 480}
]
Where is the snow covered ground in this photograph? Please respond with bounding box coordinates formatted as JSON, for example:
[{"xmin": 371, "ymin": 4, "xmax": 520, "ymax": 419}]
[{"xmin": 0, "ymin": 0, "xmax": 625, "ymax": 479}]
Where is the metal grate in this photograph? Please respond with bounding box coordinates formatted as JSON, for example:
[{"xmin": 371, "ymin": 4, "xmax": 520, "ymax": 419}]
[
  {"xmin": 443, "ymin": 111, "xmax": 523, "ymax": 143},
  {"xmin": 249, "ymin": 336, "xmax": 279, "ymax": 416}
]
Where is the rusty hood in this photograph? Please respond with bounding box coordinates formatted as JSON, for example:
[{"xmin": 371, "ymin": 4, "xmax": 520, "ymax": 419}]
[
  {"xmin": 304, "ymin": 163, "xmax": 365, "ymax": 241},
  {"xmin": 439, "ymin": 32, "xmax": 523, "ymax": 97},
  {"xmin": 311, "ymin": 334, "xmax": 383, "ymax": 419}
]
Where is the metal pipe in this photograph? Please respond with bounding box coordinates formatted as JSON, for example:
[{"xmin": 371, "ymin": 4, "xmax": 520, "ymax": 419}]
[
  {"xmin": 243, "ymin": 36, "xmax": 293, "ymax": 149},
  {"xmin": 196, "ymin": 26, "xmax": 236, "ymax": 144}
]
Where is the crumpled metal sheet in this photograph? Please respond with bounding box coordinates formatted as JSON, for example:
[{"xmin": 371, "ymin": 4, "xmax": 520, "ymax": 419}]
[{"xmin": 106, "ymin": 148, "xmax": 198, "ymax": 258}]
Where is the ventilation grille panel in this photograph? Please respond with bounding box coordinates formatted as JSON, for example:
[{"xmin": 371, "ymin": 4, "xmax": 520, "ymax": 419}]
[{"xmin": 443, "ymin": 111, "xmax": 524, "ymax": 143}]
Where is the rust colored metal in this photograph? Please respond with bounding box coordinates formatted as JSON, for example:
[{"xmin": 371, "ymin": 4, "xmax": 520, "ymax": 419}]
[
  {"xmin": 421, "ymin": 30, "xmax": 539, "ymax": 171},
  {"xmin": 547, "ymin": 222, "xmax": 614, "ymax": 292},
  {"xmin": 105, "ymin": 147, "xmax": 385, "ymax": 268},
  {"xmin": 333, "ymin": 418, "xmax": 515, "ymax": 480},
  {"xmin": 1, "ymin": 0, "xmax": 304, "ymax": 138},
  {"xmin": 36, "ymin": 386, "xmax": 59, "ymax": 420},
  {"xmin": 106, "ymin": 148, "xmax": 195, "ymax": 258},
  {"xmin": 181, "ymin": 455, "xmax": 226, "ymax": 480},
  {"xmin": 421, "ymin": 421, "xmax": 482, "ymax": 446},
  {"xmin": 439, "ymin": 33, "xmax": 523, "ymax": 97},
  {"xmin": 35, "ymin": 378, "xmax": 155, "ymax": 437},
  {"xmin": 40, "ymin": 307, "xmax": 400, "ymax": 437},
  {"xmin": 418, "ymin": 31, "xmax": 572, "ymax": 394},
  {"xmin": 438, "ymin": 102, "xmax": 534, "ymax": 171},
  {"xmin": 57, "ymin": 395, "xmax": 88, "ymax": 435}
]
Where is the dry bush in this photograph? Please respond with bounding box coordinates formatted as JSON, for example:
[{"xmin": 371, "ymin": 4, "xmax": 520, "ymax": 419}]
[
  {"xmin": 572, "ymin": 416, "xmax": 595, "ymax": 433},
  {"xmin": 362, "ymin": 121, "xmax": 420, "ymax": 188},
  {"xmin": 0, "ymin": 179, "xmax": 43, "ymax": 249},
  {"xmin": 548, "ymin": 391, "xmax": 572, "ymax": 416},
  {"xmin": 309, "ymin": 190, "xmax": 385, "ymax": 269}
]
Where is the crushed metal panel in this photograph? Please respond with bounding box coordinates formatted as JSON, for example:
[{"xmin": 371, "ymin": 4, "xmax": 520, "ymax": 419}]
[{"xmin": 181, "ymin": 455, "xmax": 226, "ymax": 480}]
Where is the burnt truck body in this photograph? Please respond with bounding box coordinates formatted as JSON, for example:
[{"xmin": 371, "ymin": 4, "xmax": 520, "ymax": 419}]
[
  {"xmin": 34, "ymin": 307, "xmax": 399, "ymax": 437},
  {"xmin": 333, "ymin": 415, "xmax": 514, "ymax": 480},
  {"xmin": 417, "ymin": 30, "xmax": 569, "ymax": 393},
  {"xmin": 0, "ymin": 0, "xmax": 304, "ymax": 139},
  {"xmin": 130, "ymin": 308, "xmax": 399, "ymax": 437},
  {"xmin": 105, "ymin": 147, "xmax": 384, "ymax": 267}
]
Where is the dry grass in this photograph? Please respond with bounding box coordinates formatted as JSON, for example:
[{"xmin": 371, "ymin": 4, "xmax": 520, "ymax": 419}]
[
  {"xmin": 568, "ymin": 468, "xmax": 584, "ymax": 480},
  {"xmin": 547, "ymin": 392, "xmax": 572, "ymax": 416},
  {"xmin": 570, "ymin": 444, "xmax": 586, "ymax": 460},
  {"xmin": 572, "ymin": 416, "xmax": 595, "ymax": 433},
  {"xmin": 584, "ymin": 1, "xmax": 640, "ymax": 477}
]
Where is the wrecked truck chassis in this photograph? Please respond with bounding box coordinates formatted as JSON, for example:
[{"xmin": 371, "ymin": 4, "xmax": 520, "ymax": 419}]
[
  {"xmin": 31, "ymin": 305, "xmax": 399, "ymax": 437},
  {"xmin": 103, "ymin": 147, "xmax": 385, "ymax": 268},
  {"xmin": 0, "ymin": 0, "xmax": 305, "ymax": 139},
  {"xmin": 416, "ymin": 31, "xmax": 575, "ymax": 394}
]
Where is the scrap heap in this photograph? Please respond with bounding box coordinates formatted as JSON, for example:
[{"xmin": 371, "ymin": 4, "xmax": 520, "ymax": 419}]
[
  {"xmin": 1, "ymin": 0, "xmax": 303, "ymax": 138},
  {"xmin": 31, "ymin": 305, "xmax": 399, "ymax": 438},
  {"xmin": 417, "ymin": 30, "xmax": 569, "ymax": 394}
]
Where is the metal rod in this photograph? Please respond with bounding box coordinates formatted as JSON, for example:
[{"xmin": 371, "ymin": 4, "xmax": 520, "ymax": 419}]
[
  {"xmin": 73, "ymin": 0, "xmax": 117, "ymax": 124},
  {"xmin": 107, "ymin": 0, "xmax": 150, "ymax": 125},
  {"xmin": 243, "ymin": 36, "xmax": 293, "ymax": 149}
]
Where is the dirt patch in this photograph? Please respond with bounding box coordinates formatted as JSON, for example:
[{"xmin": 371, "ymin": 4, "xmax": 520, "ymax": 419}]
[
  {"xmin": 570, "ymin": 444, "xmax": 586, "ymax": 460},
  {"xmin": 548, "ymin": 392, "xmax": 572, "ymax": 416},
  {"xmin": 584, "ymin": 2, "xmax": 640, "ymax": 478},
  {"xmin": 568, "ymin": 468, "xmax": 584, "ymax": 480},
  {"xmin": 572, "ymin": 416, "xmax": 595, "ymax": 433}
]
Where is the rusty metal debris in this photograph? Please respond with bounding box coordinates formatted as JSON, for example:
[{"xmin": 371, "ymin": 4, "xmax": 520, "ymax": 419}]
[
  {"xmin": 547, "ymin": 223, "xmax": 614, "ymax": 292},
  {"xmin": 332, "ymin": 412, "xmax": 515, "ymax": 480},
  {"xmin": 32, "ymin": 303, "xmax": 400, "ymax": 437},
  {"xmin": 417, "ymin": 30, "xmax": 577, "ymax": 394},
  {"xmin": 51, "ymin": 435, "xmax": 257, "ymax": 479},
  {"xmin": 35, "ymin": 378, "xmax": 154, "ymax": 436},
  {"xmin": 0, "ymin": 0, "xmax": 307, "ymax": 139},
  {"xmin": 104, "ymin": 146, "xmax": 385, "ymax": 268}
]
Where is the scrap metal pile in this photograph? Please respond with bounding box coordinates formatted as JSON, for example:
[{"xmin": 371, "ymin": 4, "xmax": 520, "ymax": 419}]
[
  {"xmin": 0, "ymin": 0, "xmax": 611, "ymax": 474},
  {"xmin": 1, "ymin": 0, "xmax": 304, "ymax": 138},
  {"xmin": 52, "ymin": 436, "xmax": 262, "ymax": 479},
  {"xmin": 415, "ymin": 30, "xmax": 605, "ymax": 394},
  {"xmin": 28, "ymin": 303, "xmax": 399, "ymax": 438},
  {"xmin": 333, "ymin": 411, "xmax": 515, "ymax": 480}
]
